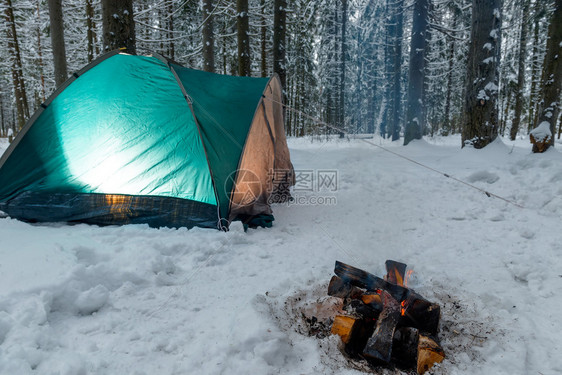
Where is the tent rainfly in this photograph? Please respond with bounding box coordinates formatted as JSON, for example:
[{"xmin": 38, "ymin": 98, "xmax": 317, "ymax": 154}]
[{"xmin": 0, "ymin": 51, "xmax": 294, "ymax": 230}]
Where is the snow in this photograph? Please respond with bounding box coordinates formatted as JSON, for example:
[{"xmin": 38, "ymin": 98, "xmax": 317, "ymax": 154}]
[
  {"xmin": 1, "ymin": 135, "xmax": 562, "ymax": 374},
  {"xmin": 484, "ymin": 82, "xmax": 498, "ymax": 92},
  {"xmin": 530, "ymin": 121, "xmax": 552, "ymax": 143}
]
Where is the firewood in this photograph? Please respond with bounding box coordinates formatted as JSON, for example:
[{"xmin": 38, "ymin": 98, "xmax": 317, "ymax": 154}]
[
  {"xmin": 361, "ymin": 293, "xmax": 382, "ymax": 306},
  {"xmin": 334, "ymin": 261, "xmax": 409, "ymax": 302},
  {"xmin": 417, "ymin": 334, "xmax": 445, "ymax": 374},
  {"xmin": 392, "ymin": 327, "xmax": 419, "ymax": 369},
  {"xmin": 385, "ymin": 260, "xmax": 407, "ymax": 285},
  {"xmin": 345, "ymin": 299, "xmax": 382, "ymax": 319},
  {"xmin": 331, "ymin": 315, "xmax": 357, "ymax": 344},
  {"xmin": 328, "ymin": 275, "xmax": 364, "ymax": 299},
  {"xmin": 400, "ymin": 292, "xmax": 441, "ymax": 336},
  {"xmin": 362, "ymin": 292, "xmax": 401, "ymax": 364}
]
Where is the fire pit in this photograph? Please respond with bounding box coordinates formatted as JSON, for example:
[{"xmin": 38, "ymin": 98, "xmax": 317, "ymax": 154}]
[{"xmin": 328, "ymin": 260, "xmax": 445, "ymax": 374}]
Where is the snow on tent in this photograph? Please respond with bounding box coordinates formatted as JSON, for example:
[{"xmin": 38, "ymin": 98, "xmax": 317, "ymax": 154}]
[{"xmin": 0, "ymin": 51, "xmax": 294, "ymax": 230}]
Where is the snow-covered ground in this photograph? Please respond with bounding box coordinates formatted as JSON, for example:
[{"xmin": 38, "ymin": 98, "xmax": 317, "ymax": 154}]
[{"xmin": 1, "ymin": 135, "xmax": 561, "ymax": 375}]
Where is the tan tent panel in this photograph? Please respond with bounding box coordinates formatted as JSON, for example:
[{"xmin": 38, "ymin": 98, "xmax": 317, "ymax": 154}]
[{"xmin": 229, "ymin": 75, "xmax": 295, "ymax": 223}]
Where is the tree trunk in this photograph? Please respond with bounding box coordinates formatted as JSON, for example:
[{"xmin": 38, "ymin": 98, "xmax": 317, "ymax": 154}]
[
  {"xmin": 511, "ymin": 0, "xmax": 529, "ymax": 140},
  {"xmin": 237, "ymin": 0, "xmax": 251, "ymax": 76},
  {"xmin": 391, "ymin": 0, "xmax": 404, "ymax": 141},
  {"xmin": 202, "ymin": 0, "xmax": 215, "ymax": 72},
  {"xmin": 4, "ymin": 0, "xmax": 29, "ymax": 130},
  {"xmin": 338, "ymin": 0, "xmax": 347, "ymax": 137},
  {"xmin": 48, "ymin": 0, "xmax": 68, "ymax": 87},
  {"xmin": 101, "ymin": 0, "xmax": 136, "ymax": 54},
  {"xmin": 260, "ymin": 0, "xmax": 267, "ymax": 78},
  {"xmin": 86, "ymin": 0, "xmax": 96, "ymax": 63},
  {"xmin": 273, "ymin": 0, "xmax": 287, "ymax": 88},
  {"xmin": 36, "ymin": 0, "xmax": 46, "ymax": 102},
  {"xmin": 167, "ymin": 1, "xmax": 175, "ymax": 60},
  {"xmin": 404, "ymin": 0, "xmax": 428, "ymax": 145},
  {"xmin": 444, "ymin": 36, "xmax": 455, "ymax": 135},
  {"xmin": 462, "ymin": 0, "xmax": 502, "ymax": 149},
  {"xmin": 528, "ymin": 0, "xmax": 542, "ymax": 132},
  {"xmin": 533, "ymin": 0, "xmax": 562, "ymax": 150}
]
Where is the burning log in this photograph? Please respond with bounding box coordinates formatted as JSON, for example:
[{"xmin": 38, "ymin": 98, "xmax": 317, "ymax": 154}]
[
  {"xmin": 328, "ymin": 275, "xmax": 364, "ymax": 299},
  {"xmin": 385, "ymin": 260, "xmax": 407, "ymax": 285},
  {"xmin": 327, "ymin": 260, "xmax": 444, "ymax": 374},
  {"xmin": 401, "ymin": 292, "xmax": 440, "ymax": 336},
  {"xmin": 334, "ymin": 261, "xmax": 409, "ymax": 302}
]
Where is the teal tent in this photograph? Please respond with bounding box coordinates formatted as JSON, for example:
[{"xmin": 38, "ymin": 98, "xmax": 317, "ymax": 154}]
[{"xmin": 0, "ymin": 51, "xmax": 294, "ymax": 230}]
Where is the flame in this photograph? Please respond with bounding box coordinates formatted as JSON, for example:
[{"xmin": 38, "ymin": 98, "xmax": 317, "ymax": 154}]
[
  {"xmin": 404, "ymin": 270, "xmax": 414, "ymax": 288},
  {"xmin": 394, "ymin": 269, "xmax": 404, "ymax": 286},
  {"xmin": 401, "ymin": 301, "xmax": 406, "ymax": 315}
]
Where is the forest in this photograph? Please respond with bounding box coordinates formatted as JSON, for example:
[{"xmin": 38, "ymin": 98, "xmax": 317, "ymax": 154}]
[{"xmin": 1, "ymin": 0, "xmax": 561, "ymax": 150}]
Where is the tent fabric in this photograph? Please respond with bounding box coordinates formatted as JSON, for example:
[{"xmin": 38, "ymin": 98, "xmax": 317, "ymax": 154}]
[
  {"xmin": 229, "ymin": 77, "xmax": 294, "ymax": 221},
  {"xmin": 0, "ymin": 52, "xmax": 293, "ymax": 230}
]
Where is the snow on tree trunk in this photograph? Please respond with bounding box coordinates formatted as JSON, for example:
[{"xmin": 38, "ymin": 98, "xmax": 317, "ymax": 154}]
[
  {"xmin": 384, "ymin": 0, "xmax": 404, "ymax": 141},
  {"xmin": 237, "ymin": 0, "xmax": 251, "ymax": 76},
  {"xmin": 202, "ymin": 0, "xmax": 215, "ymax": 73},
  {"xmin": 462, "ymin": 0, "xmax": 502, "ymax": 149},
  {"xmin": 101, "ymin": 0, "xmax": 136, "ymax": 54},
  {"xmin": 404, "ymin": 0, "xmax": 429, "ymax": 146},
  {"xmin": 532, "ymin": 0, "xmax": 562, "ymax": 152},
  {"xmin": 510, "ymin": 0, "xmax": 529, "ymax": 141}
]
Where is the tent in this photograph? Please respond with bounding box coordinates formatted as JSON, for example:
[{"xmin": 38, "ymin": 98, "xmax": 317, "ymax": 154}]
[{"xmin": 0, "ymin": 51, "xmax": 294, "ymax": 230}]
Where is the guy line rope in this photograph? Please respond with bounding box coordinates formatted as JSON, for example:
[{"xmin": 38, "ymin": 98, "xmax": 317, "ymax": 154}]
[{"xmin": 263, "ymin": 96, "xmax": 525, "ymax": 210}]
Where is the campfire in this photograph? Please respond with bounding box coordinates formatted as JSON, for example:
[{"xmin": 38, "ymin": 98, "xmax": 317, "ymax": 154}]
[{"xmin": 328, "ymin": 260, "xmax": 445, "ymax": 374}]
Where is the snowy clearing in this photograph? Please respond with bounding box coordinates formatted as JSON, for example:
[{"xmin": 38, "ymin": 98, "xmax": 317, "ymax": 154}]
[{"xmin": 1, "ymin": 135, "xmax": 562, "ymax": 375}]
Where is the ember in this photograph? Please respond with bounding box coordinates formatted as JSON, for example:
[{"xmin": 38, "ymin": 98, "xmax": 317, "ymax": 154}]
[{"xmin": 328, "ymin": 260, "xmax": 445, "ymax": 374}]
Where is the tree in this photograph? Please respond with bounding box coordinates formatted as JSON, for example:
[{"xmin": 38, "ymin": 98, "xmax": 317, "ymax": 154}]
[
  {"xmin": 273, "ymin": 0, "xmax": 287, "ymax": 89},
  {"xmin": 48, "ymin": 0, "xmax": 68, "ymax": 87},
  {"xmin": 462, "ymin": 0, "xmax": 502, "ymax": 149},
  {"xmin": 202, "ymin": 0, "xmax": 215, "ymax": 72},
  {"xmin": 4, "ymin": 0, "xmax": 29, "ymax": 130},
  {"xmin": 338, "ymin": 0, "xmax": 347, "ymax": 136},
  {"xmin": 260, "ymin": 0, "xmax": 267, "ymax": 77},
  {"xmin": 236, "ymin": 0, "xmax": 250, "ymax": 76},
  {"xmin": 531, "ymin": 0, "xmax": 562, "ymax": 151},
  {"xmin": 383, "ymin": 0, "xmax": 404, "ymax": 141},
  {"xmin": 86, "ymin": 0, "xmax": 99, "ymax": 63},
  {"xmin": 101, "ymin": 0, "xmax": 136, "ymax": 54},
  {"xmin": 404, "ymin": 0, "xmax": 429, "ymax": 145},
  {"xmin": 510, "ymin": 0, "xmax": 529, "ymax": 140}
]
